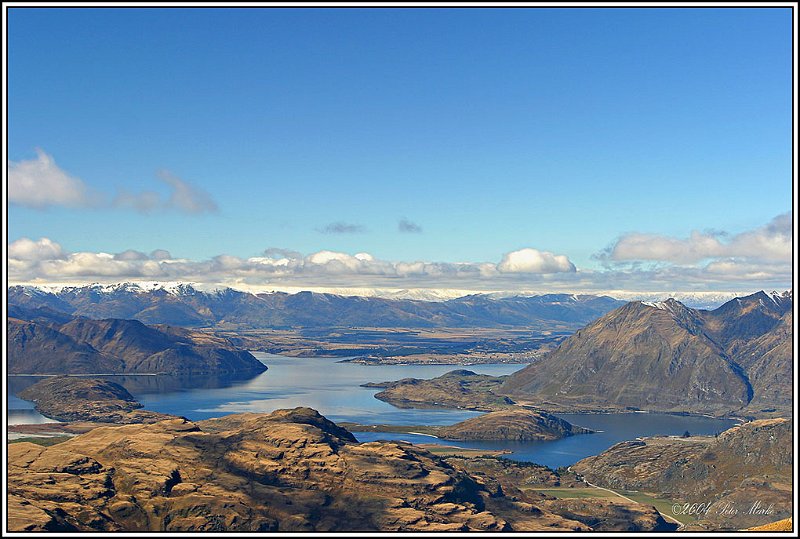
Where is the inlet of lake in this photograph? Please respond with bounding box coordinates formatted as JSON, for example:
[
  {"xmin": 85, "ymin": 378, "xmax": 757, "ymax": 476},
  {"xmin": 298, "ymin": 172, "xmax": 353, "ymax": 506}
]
[{"xmin": 9, "ymin": 352, "xmax": 739, "ymax": 469}]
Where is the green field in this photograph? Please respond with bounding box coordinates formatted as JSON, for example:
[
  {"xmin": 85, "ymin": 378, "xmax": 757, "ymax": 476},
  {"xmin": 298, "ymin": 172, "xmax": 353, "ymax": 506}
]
[
  {"xmin": 9, "ymin": 436, "xmax": 71, "ymax": 447},
  {"xmin": 417, "ymin": 444, "xmax": 510, "ymax": 457},
  {"xmin": 525, "ymin": 487, "xmax": 617, "ymax": 499},
  {"xmin": 620, "ymin": 491, "xmax": 697, "ymax": 525}
]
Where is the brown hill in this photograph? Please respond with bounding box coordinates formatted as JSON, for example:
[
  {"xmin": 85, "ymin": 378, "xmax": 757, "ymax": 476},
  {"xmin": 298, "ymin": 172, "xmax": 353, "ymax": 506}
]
[
  {"xmin": 365, "ymin": 369, "xmax": 515, "ymax": 411},
  {"xmin": 746, "ymin": 517, "xmax": 793, "ymax": 531},
  {"xmin": 501, "ymin": 300, "xmax": 752, "ymax": 415},
  {"xmin": 17, "ymin": 377, "xmax": 174, "ymax": 424},
  {"xmin": 7, "ymin": 318, "xmax": 123, "ymax": 374},
  {"xmin": 8, "ymin": 407, "xmax": 602, "ymax": 532},
  {"xmin": 502, "ymin": 291, "xmax": 794, "ymax": 417},
  {"xmin": 8, "ymin": 316, "xmax": 266, "ymax": 375},
  {"xmin": 437, "ymin": 408, "xmax": 593, "ymax": 441}
]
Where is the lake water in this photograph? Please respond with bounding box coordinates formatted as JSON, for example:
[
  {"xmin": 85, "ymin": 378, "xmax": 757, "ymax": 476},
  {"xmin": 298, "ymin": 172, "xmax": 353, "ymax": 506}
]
[{"xmin": 8, "ymin": 352, "xmax": 738, "ymax": 468}]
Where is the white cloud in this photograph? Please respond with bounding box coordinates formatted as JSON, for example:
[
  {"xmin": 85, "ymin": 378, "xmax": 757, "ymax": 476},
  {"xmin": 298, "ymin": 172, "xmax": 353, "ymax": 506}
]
[
  {"xmin": 112, "ymin": 171, "xmax": 219, "ymax": 214},
  {"xmin": 497, "ymin": 248, "xmax": 576, "ymax": 274},
  {"xmin": 606, "ymin": 212, "xmax": 792, "ymax": 264},
  {"xmin": 7, "ymin": 237, "xmax": 789, "ymax": 294},
  {"xmin": 38, "ymin": 252, "xmax": 164, "ymax": 278},
  {"xmin": 157, "ymin": 170, "xmax": 219, "ymax": 214},
  {"xmin": 7, "ymin": 237, "xmax": 66, "ymax": 261},
  {"xmin": 8, "ymin": 241, "xmax": 578, "ymax": 287},
  {"xmin": 9, "ymin": 149, "xmax": 100, "ymax": 209},
  {"xmin": 9, "ymin": 149, "xmax": 218, "ymax": 214}
]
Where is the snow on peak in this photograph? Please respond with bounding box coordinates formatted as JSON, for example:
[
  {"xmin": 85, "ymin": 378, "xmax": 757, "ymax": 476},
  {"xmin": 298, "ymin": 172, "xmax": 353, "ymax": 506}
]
[
  {"xmin": 639, "ymin": 298, "xmax": 686, "ymax": 315},
  {"xmin": 760, "ymin": 289, "xmax": 792, "ymax": 305},
  {"xmin": 641, "ymin": 301, "xmax": 669, "ymax": 310},
  {"xmin": 15, "ymin": 281, "xmax": 237, "ymax": 297}
]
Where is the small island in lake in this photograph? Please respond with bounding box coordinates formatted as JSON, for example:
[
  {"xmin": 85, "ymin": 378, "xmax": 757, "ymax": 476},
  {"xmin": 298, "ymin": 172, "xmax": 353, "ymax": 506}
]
[{"xmin": 341, "ymin": 408, "xmax": 594, "ymax": 442}]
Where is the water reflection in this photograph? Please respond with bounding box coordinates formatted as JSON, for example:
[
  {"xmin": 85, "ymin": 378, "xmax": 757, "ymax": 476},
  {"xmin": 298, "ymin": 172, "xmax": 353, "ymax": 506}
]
[{"xmin": 9, "ymin": 370, "xmax": 263, "ymax": 398}]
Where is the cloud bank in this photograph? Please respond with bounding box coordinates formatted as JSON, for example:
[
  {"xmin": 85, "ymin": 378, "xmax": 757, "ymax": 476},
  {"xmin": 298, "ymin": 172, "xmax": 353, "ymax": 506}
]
[
  {"xmin": 604, "ymin": 212, "xmax": 791, "ymax": 264},
  {"xmin": 8, "ymin": 241, "xmax": 583, "ymax": 290},
  {"xmin": 588, "ymin": 212, "xmax": 793, "ymax": 291},
  {"xmin": 7, "ymin": 215, "xmax": 792, "ymax": 294},
  {"xmin": 9, "ymin": 149, "xmax": 218, "ymax": 215}
]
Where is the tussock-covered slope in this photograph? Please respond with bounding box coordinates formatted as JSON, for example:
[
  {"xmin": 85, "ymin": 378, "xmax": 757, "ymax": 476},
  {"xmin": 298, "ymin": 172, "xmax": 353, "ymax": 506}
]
[
  {"xmin": 502, "ymin": 291, "xmax": 793, "ymax": 417},
  {"xmin": 8, "ymin": 408, "xmax": 595, "ymax": 532}
]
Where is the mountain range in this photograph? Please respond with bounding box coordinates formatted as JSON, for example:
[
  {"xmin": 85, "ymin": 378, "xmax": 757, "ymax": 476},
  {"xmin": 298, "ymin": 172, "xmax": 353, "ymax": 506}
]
[
  {"xmin": 501, "ymin": 290, "xmax": 793, "ymax": 417},
  {"xmin": 8, "ymin": 283, "xmax": 625, "ymax": 329},
  {"xmin": 7, "ymin": 309, "xmax": 266, "ymax": 375}
]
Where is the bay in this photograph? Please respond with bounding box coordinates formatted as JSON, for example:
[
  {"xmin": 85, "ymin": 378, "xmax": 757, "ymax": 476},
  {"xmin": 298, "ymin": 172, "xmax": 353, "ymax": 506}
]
[{"xmin": 8, "ymin": 352, "xmax": 739, "ymax": 468}]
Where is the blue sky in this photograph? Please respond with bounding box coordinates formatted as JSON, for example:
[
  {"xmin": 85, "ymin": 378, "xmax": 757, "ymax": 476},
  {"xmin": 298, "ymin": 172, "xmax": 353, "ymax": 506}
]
[{"xmin": 6, "ymin": 7, "xmax": 794, "ymax": 294}]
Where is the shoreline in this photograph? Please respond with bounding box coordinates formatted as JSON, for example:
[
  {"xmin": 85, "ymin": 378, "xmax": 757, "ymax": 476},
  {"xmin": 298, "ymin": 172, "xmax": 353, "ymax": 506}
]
[
  {"xmin": 514, "ymin": 403, "xmax": 748, "ymax": 424},
  {"xmin": 9, "ymin": 373, "xmax": 163, "ymax": 377}
]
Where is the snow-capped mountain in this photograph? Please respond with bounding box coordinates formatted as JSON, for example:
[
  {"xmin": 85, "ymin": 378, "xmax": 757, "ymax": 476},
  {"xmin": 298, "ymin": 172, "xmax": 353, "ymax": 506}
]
[{"xmin": 8, "ymin": 282, "xmax": 625, "ymax": 329}]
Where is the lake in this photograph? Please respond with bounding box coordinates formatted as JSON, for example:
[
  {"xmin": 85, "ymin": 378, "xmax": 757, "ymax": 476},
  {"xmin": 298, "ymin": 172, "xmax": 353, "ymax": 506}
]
[{"xmin": 8, "ymin": 352, "xmax": 739, "ymax": 468}]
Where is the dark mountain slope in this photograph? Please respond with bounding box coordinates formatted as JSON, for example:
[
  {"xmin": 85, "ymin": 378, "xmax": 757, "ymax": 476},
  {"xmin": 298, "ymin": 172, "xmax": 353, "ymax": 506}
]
[
  {"xmin": 734, "ymin": 311, "xmax": 793, "ymax": 416},
  {"xmin": 501, "ymin": 300, "xmax": 753, "ymax": 415},
  {"xmin": 7, "ymin": 314, "xmax": 266, "ymax": 376},
  {"xmin": 702, "ymin": 290, "xmax": 792, "ymax": 355},
  {"xmin": 501, "ymin": 291, "xmax": 793, "ymax": 417},
  {"xmin": 7, "ymin": 318, "xmax": 123, "ymax": 374}
]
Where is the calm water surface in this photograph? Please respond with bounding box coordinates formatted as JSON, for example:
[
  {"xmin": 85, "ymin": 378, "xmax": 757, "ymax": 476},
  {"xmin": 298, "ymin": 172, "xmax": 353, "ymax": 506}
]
[
  {"xmin": 354, "ymin": 413, "xmax": 739, "ymax": 469},
  {"xmin": 9, "ymin": 352, "xmax": 739, "ymax": 468}
]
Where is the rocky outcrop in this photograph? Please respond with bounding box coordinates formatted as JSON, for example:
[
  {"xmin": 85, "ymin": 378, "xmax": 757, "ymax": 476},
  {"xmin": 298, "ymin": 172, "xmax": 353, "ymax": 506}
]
[
  {"xmin": 572, "ymin": 418, "xmax": 793, "ymax": 530},
  {"xmin": 17, "ymin": 377, "xmax": 174, "ymax": 424},
  {"xmin": 8, "ymin": 408, "xmax": 599, "ymax": 532},
  {"xmin": 365, "ymin": 370, "xmax": 515, "ymax": 412},
  {"xmin": 437, "ymin": 408, "xmax": 593, "ymax": 441}
]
